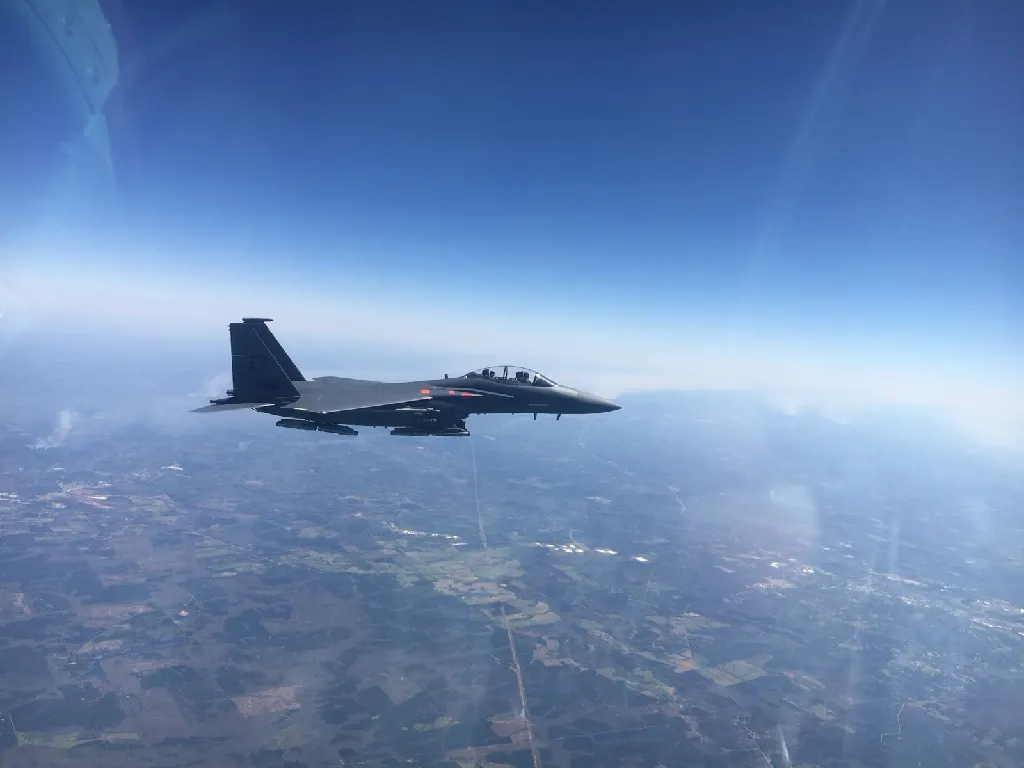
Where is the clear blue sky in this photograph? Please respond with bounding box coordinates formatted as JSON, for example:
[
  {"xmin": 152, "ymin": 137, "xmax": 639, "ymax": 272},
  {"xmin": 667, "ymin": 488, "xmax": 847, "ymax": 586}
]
[
  {"xmin": 4, "ymin": 0, "xmax": 1022, "ymax": 435},
  {"xmin": 111, "ymin": 1, "xmax": 1019, "ymax": 344}
]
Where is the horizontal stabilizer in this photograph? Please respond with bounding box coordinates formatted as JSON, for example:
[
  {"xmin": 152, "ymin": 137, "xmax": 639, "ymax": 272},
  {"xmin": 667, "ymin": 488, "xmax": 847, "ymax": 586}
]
[{"xmin": 191, "ymin": 402, "xmax": 271, "ymax": 413}]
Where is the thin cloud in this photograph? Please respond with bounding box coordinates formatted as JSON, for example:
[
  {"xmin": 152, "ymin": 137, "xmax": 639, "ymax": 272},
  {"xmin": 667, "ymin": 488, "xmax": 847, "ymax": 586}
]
[{"xmin": 11, "ymin": 265, "xmax": 1023, "ymax": 449}]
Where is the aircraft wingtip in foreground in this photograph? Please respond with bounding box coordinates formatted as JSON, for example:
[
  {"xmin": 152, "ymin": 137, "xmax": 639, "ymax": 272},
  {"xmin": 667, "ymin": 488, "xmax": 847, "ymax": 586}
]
[{"xmin": 193, "ymin": 318, "xmax": 620, "ymax": 437}]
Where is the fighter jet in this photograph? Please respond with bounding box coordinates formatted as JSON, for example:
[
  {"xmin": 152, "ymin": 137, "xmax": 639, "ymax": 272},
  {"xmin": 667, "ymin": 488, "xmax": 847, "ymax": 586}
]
[{"xmin": 193, "ymin": 318, "xmax": 620, "ymax": 436}]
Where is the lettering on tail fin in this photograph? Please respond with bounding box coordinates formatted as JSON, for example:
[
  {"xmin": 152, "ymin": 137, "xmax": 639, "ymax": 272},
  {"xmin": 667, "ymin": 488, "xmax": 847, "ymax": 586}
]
[{"xmin": 248, "ymin": 354, "xmax": 281, "ymax": 390}]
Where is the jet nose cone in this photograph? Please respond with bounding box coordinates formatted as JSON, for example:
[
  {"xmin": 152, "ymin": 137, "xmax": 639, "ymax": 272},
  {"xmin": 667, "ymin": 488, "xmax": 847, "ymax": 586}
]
[{"xmin": 582, "ymin": 392, "xmax": 621, "ymax": 413}]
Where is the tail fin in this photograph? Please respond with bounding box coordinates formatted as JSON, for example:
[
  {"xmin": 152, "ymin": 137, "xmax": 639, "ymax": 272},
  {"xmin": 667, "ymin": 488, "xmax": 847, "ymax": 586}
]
[
  {"xmin": 227, "ymin": 318, "xmax": 300, "ymax": 403},
  {"xmin": 245, "ymin": 318, "xmax": 305, "ymax": 382},
  {"xmin": 194, "ymin": 318, "xmax": 305, "ymax": 412}
]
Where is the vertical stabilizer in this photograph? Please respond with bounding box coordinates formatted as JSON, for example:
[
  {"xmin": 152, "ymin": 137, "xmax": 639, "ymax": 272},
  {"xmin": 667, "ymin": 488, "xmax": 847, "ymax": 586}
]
[
  {"xmin": 226, "ymin": 320, "xmax": 300, "ymax": 403},
  {"xmin": 242, "ymin": 317, "xmax": 305, "ymax": 381}
]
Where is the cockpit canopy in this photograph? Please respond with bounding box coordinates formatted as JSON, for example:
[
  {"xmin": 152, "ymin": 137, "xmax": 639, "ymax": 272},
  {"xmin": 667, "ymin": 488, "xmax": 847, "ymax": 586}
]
[{"xmin": 463, "ymin": 366, "xmax": 557, "ymax": 387}]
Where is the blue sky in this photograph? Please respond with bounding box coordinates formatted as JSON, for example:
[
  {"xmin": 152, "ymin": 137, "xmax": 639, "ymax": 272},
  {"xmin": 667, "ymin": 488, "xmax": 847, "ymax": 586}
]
[{"xmin": 3, "ymin": 1, "xmax": 1022, "ymax": 442}]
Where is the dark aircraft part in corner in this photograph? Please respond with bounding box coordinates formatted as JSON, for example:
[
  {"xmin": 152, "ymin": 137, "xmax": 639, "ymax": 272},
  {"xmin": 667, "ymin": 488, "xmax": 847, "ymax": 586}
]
[
  {"xmin": 317, "ymin": 424, "xmax": 358, "ymax": 436},
  {"xmin": 391, "ymin": 427, "xmax": 470, "ymax": 437},
  {"xmin": 276, "ymin": 418, "xmax": 318, "ymax": 431}
]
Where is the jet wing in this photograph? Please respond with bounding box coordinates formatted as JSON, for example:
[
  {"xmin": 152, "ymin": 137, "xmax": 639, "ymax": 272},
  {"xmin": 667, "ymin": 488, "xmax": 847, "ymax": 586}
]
[{"xmin": 288, "ymin": 377, "xmax": 472, "ymax": 414}]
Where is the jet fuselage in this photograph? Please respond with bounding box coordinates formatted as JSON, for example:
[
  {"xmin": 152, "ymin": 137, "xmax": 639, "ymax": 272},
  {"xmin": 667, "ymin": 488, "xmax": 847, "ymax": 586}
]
[{"xmin": 195, "ymin": 320, "xmax": 620, "ymax": 437}]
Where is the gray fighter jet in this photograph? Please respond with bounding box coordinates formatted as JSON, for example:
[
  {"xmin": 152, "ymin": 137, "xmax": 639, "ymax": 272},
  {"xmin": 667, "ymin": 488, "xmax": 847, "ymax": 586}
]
[{"xmin": 193, "ymin": 318, "xmax": 620, "ymax": 436}]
